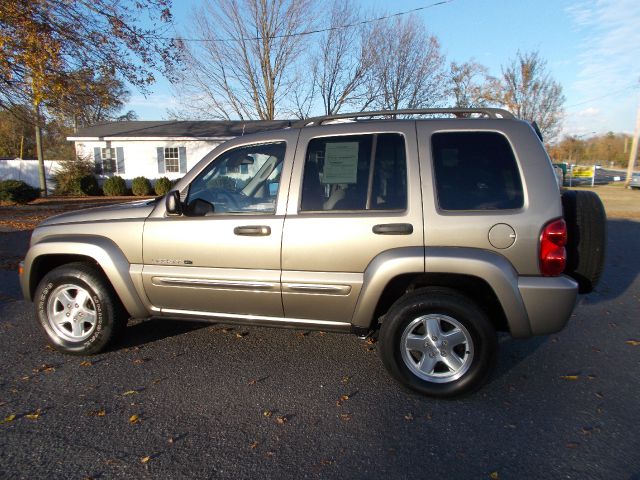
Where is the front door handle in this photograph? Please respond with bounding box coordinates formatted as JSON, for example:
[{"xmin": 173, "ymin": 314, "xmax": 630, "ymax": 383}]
[
  {"xmin": 372, "ymin": 223, "xmax": 413, "ymax": 235},
  {"xmin": 234, "ymin": 225, "xmax": 271, "ymax": 236}
]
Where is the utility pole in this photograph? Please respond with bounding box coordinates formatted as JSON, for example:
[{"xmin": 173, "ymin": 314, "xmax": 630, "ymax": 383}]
[
  {"xmin": 625, "ymin": 99, "xmax": 640, "ymax": 187},
  {"xmin": 34, "ymin": 102, "xmax": 47, "ymax": 197}
]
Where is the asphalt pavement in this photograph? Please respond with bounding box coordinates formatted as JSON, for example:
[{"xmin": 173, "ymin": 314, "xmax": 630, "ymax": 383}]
[{"xmin": 0, "ymin": 219, "xmax": 639, "ymax": 479}]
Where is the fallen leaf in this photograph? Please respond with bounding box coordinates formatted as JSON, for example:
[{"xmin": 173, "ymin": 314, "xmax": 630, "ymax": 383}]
[
  {"xmin": 489, "ymin": 472, "xmax": 499, "ymax": 480},
  {"xmin": 88, "ymin": 409, "xmax": 106, "ymax": 417},
  {"xmin": 339, "ymin": 413, "xmax": 352, "ymax": 422},
  {"xmin": 625, "ymin": 340, "xmax": 640, "ymax": 346},
  {"xmin": 262, "ymin": 409, "xmax": 272, "ymax": 417},
  {"xmin": 276, "ymin": 415, "xmax": 287, "ymax": 425},
  {"xmin": 122, "ymin": 390, "xmax": 138, "ymax": 396},
  {"xmin": 1, "ymin": 414, "xmax": 16, "ymax": 424},
  {"xmin": 341, "ymin": 376, "xmax": 351, "ymax": 384},
  {"xmin": 132, "ymin": 358, "xmax": 149, "ymax": 365},
  {"xmin": 560, "ymin": 375, "xmax": 579, "ymax": 381},
  {"xmin": 221, "ymin": 327, "xmax": 234, "ymax": 333},
  {"xmin": 168, "ymin": 436, "xmax": 174, "ymax": 445},
  {"xmin": 248, "ymin": 379, "xmax": 257, "ymax": 385},
  {"xmin": 336, "ymin": 394, "xmax": 350, "ymax": 406},
  {"xmin": 21, "ymin": 376, "xmax": 30, "ymax": 381},
  {"xmin": 79, "ymin": 360, "xmax": 93, "ymax": 367},
  {"xmin": 129, "ymin": 414, "xmax": 140, "ymax": 424},
  {"xmin": 140, "ymin": 456, "xmax": 151, "ymax": 464},
  {"xmin": 297, "ymin": 331, "xmax": 309, "ymax": 337},
  {"xmin": 404, "ymin": 413, "xmax": 414, "ymax": 421},
  {"xmin": 249, "ymin": 441, "xmax": 258, "ymax": 449},
  {"xmin": 366, "ymin": 337, "xmax": 377, "ymax": 345},
  {"xmin": 33, "ymin": 364, "xmax": 55, "ymax": 374},
  {"xmin": 566, "ymin": 442, "xmax": 580, "ymax": 449},
  {"xmin": 579, "ymin": 426, "xmax": 594, "ymax": 436},
  {"xmin": 320, "ymin": 459, "xmax": 335, "ymax": 465},
  {"xmin": 235, "ymin": 331, "xmax": 248, "ymax": 338},
  {"xmin": 25, "ymin": 409, "xmax": 41, "ymax": 420}
]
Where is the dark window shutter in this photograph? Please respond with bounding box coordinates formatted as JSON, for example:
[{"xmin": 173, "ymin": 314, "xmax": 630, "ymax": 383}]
[
  {"xmin": 93, "ymin": 147, "xmax": 102, "ymax": 174},
  {"xmin": 157, "ymin": 147, "xmax": 165, "ymax": 174},
  {"xmin": 116, "ymin": 147, "xmax": 125, "ymax": 174},
  {"xmin": 178, "ymin": 146, "xmax": 187, "ymax": 173}
]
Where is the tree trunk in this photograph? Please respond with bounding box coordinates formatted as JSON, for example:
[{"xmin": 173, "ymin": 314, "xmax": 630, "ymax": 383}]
[{"xmin": 34, "ymin": 103, "xmax": 47, "ymax": 197}]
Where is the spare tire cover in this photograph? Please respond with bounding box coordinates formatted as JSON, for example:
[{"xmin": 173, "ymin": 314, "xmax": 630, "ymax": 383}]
[{"xmin": 562, "ymin": 190, "xmax": 607, "ymax": 293}]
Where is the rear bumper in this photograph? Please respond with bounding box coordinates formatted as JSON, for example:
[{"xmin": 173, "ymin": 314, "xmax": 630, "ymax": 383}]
[{"xmin": 518, "ymin": 275, "xmax": 578, "ymax": 335}]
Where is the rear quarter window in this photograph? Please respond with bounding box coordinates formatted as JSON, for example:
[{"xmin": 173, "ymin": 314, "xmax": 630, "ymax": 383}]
[{"xmin": 431, "ymin": 131, "xmax": 524, "ymax": 211}]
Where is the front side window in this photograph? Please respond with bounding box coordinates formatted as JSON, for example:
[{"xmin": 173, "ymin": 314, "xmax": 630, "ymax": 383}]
[
  {"xmin": 101, "ymin": 147, "xmax": 116, "ymax": 174},
  {"xmin": 300, "ymin": 133, "xmax": 407, "ymax": 212},
  {"xmin": 432, "ymin": 131, "xmax": 524, "ymax": 211},
  {"xmin": 186, "ymin": 142, "xmax": 286, "ymax": 215},
  {"xmin": 164, "ymin": 147, "xmax": 180, "ymax": 173}
]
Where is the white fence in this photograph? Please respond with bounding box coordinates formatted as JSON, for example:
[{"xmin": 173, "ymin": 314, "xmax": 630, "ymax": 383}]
[{"xmin": 0, "ymin": 159, "xmax": 63, "ymax": 193}]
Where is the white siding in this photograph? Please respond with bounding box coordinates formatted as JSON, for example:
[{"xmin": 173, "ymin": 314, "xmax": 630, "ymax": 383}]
[{"xmin": 75, "ymin": 139, "xmax": 222, "ymax": 185}]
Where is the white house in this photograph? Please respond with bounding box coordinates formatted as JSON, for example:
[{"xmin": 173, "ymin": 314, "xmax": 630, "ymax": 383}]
[{"xmin": 67, "ymin": 120, "xmax": 292, "ymax": 185}]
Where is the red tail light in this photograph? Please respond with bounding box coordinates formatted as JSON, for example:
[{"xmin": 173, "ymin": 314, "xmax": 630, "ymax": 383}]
[{"xmin": 540, "ymin": 219, "xmax": 567, "ymax": 276}]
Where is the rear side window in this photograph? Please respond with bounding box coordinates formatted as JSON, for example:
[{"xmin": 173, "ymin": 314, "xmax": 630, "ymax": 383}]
[
  {"xmin": 432, "ymin": 132, "xmax": 523, "ymax": 211},
  {"xmin": 300, "ymin": 133, "xmax": 407, "ymax": 212}
]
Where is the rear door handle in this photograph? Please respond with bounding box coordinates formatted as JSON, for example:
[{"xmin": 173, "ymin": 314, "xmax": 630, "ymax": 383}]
[
  {"xmin": 372, "ymin": 223, "xmax": 413, "ymax": 235},
  {"xmin": 234, "ymin": 225, "xmax": 271, "ymax": 236}
]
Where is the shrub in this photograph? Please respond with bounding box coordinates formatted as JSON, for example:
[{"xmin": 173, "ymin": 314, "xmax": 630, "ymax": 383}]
[
  {"xmin": 71, "ymin": 175, "xmax": 101, "ymax": 196},
  {"xmin": 154, "ymin": 177, "xmax": 172, "ymax": 196},
  {"xmin": 131, "ymin": 176, "xmax": 152, "ymax": 196},
  {"xmin": 53, "ymin": 157, "xmax": 96, "ymax": 195},
  {"xmin": 0, "ymin": 180, "xmax": 40, "ymax": 204},
  {"xmin": 103, "ymin": 176, "xmax": 128, "ymax": 196}
]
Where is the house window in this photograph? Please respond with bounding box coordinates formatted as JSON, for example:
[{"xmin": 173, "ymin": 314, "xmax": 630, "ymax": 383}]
[
  {"xmin": 164, "ymin": 147, "xmax": 180, "ymax": 173},
  {"xmin": 101, "ymin": 148, "xmax": 116, "ymax": 174}
]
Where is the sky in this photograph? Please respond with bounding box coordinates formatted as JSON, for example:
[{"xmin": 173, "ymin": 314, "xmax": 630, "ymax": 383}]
[{"xmin": 127, "ymin": 0, "xmax": 640, "ymax": 139}]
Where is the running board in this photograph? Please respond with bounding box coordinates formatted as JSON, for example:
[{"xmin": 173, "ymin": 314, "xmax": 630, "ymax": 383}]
[{"xmin": 151, "ymin": 307, "xmax": 352, "ymax": 333}]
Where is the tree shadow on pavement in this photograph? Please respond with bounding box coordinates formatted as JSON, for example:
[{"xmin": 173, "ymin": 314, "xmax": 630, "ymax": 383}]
[{"xmin": 583, "ymin": 219, "xmax": 640, "ymax": 304}]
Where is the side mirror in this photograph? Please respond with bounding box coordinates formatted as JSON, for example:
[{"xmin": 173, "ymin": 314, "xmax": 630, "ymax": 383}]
[{"xmin": 165, "ymin": 190, "xmax": 183, "ymax": 216}]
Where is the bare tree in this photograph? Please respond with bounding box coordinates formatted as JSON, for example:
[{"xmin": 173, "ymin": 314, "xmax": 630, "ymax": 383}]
[
  {"xmin": 365, "ymin": 15, "xmax": 446, "ymax": 111},
  {"xmin": 448, "ymin": 60, "xmax": 492, "ymax": 108},
  {"xmin": 312, "ymin": 0, "xmax": 374, "ymax": 115},
  {"xmin": 489, "ymin": 51, "xmax": 565, "ymax": 139},
  {"xmin": 176, "ymin": 0, "xmax": 314, "ymax": 120}
]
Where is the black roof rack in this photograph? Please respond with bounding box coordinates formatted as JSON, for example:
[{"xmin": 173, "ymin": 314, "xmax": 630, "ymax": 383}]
[{"xmin": 293, "ymin": 108, "xmax": 515, "ymax": 128}]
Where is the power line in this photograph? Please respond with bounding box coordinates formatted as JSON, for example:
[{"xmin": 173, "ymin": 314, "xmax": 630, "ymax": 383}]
[
  {"xmin": 565, "ymin": 82, "xmax": 639, "ymax": 109},
  {"xmin": 171, "ymin": 0, "xmax": 454, "ymax": 43}
]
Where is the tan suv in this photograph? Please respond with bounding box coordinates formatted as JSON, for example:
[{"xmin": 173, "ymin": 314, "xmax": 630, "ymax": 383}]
[{"xmin": 20, "ymin": 108, "xmax": 606, "ymax": 397}]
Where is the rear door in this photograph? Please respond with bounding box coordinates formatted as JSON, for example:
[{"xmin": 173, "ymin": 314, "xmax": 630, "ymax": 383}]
[{"xmin": 281, "ymin": 122, "xmax": 423, "ymax": 324}]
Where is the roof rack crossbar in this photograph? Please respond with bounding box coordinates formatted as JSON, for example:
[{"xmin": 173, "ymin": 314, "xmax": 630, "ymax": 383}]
[{"xmin": 293, "ymin": 108, "xmax": 514, "ymax": 128}]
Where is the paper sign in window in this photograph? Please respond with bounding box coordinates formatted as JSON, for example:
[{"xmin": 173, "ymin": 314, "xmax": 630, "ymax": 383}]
[{"xmin": 322, "ymin": 142, "xmax": 359, "ymax": 184}]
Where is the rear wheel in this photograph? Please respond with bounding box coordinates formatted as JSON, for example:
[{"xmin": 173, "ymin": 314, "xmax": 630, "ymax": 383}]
[
  {"xmin": 379, "ymin": 288, "xmax": 497, "ymax": 398},
  {"xmin": 562, "ymin": 190, "xmax": 607, "ymax": 293},
  {"xmin": 34, "ymin": 263, "xmax": 128, "ymax": 355}
]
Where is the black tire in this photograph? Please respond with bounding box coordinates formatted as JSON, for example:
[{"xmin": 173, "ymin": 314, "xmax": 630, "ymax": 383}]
[
  {"xmin": 379, "ymin": 288, "xmax": 497, "ymax": 398},
  {"xmin": 562, "ymin": 190, "xmax": 607, "ymax": 293},
  {"xmin": 34, "ymin": 262, "xmax": 128, "ymax": 355}
]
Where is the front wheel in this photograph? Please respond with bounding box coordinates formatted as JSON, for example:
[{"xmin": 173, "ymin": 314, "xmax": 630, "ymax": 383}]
[
  {"xmin": 34, "ymin": 262, "xmax": 128, "ymax": 355},
  {"xmin": 379, "ymin": 288, "xmax": 497, "ymax": 398}
]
